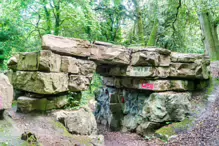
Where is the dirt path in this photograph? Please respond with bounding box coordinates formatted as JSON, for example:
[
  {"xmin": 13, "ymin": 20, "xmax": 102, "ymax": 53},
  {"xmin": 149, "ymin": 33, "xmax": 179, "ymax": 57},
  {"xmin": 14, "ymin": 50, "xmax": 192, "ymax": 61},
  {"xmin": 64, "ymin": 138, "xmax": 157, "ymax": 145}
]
[
  {"xmin": 167, "ymin": 86, "xmax": 219, "ymax": 146},
  {"xmin": 0, "ymin": 109, "xmax": 100, "ymax": 146},
  {"xmin": 167, "ymin": 62, "xmax": 219, "ymax": 146}
]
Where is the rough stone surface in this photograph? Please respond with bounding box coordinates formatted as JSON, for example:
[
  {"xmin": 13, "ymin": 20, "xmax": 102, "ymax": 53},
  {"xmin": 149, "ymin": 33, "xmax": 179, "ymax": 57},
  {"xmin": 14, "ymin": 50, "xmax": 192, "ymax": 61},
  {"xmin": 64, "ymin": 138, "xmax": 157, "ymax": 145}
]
[
  {"xmin": 10, "ymin": 50, "xmax": 61, "ymax": 72},
  {"xmin": 142, "ymin": 92, "xmax": 191, "ymax": 122},
  {"xmin": 136, "ymin": 121, "xmax": 161, "ymax": 136},
  {"xmin": 170, "ymin": 61, "xmax": 210, "ymax": 79},
  {"xmin": 53, "ymin": 107, "xmax": 97, "ymax": 135},
  {"xmin": 103, "ymin": 77, "xmax": 194, "ymax": 91},
  {"xmin": 90, "ymin": 44, "xmax": 130, "ymax": 65},
  {"xmin": 17, "ymin": 95, "xmax": 68, "ymax": 113},
  {"xmin": 10, "ymin": 71, "xmax": 68, "ymax": 94},
  {"xmin": 61, "ymin": 56, "xmax": 96, "ymax": 76},
  {"xmin": 171, "ymin": 52, "xmax": 210, "ymax": 63},
  {"xmin": 39, "ymin": 50, "xmax": 61, "ymax": 72},
  {"xmin": 131, "ymin": 49, "xmax": 171, "ymax": 66},
  {"xmin": 42, "ymin": 35, "xmax": 92, "ymax": 57},
  {"xmin": 0, "ymin": 73, "xmax": 13, "ymax": 110},
  {"xmin": 68, "ymin": 75, "xmax": 91, "ymax": 92},
  {"xmin": 7, "ymin": 54, "xmax": 19, "ymax": 70},
  {"xmin": 42, "ymin": 35, "xmax": 130, "ymax": 65},
  {"xmin": 17, "ymin": 52, "xmax": 39, "ymax": 71},
  {"xmin": 122, "ymin": 114, "xmax": 138, "ymax": 132},
  {"xmin": 97, "ymin": 65, "xmax": 170, "ymax": 78}
]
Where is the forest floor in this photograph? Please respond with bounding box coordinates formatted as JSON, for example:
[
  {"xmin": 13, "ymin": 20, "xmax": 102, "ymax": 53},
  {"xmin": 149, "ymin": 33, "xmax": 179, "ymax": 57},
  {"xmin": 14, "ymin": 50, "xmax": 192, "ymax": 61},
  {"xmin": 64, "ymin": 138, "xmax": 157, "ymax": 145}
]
[{"xmin": 0, "ymin": 108, "xmax": 102, "ymax": 146}]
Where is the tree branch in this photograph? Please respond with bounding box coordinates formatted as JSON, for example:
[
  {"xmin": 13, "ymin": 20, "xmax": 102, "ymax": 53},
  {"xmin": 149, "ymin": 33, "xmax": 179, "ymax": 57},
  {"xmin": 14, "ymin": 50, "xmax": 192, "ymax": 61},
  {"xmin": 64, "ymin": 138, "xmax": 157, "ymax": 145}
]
[{"xmin": 172, "ymin": 0, "xmax": 182, "ymax": 36}]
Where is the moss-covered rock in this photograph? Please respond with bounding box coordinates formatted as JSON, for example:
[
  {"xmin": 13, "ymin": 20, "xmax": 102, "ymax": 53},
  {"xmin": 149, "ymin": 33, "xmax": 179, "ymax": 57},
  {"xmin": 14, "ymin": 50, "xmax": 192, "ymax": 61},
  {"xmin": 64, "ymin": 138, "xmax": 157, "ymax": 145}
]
[
  {"xmin": 155, "ymin": 118, "xmax": 193, "ymax": 141},
  {"xmin": 9, "ymin": 71, "xmax": 68, "ymax": 94},
  {"xmin": 17, "ymin": 95, "xmax": 68, "ymax": 113},
  {"xmin": 142, "ymin": 92, "xmax": 191, "ymax": 122}
]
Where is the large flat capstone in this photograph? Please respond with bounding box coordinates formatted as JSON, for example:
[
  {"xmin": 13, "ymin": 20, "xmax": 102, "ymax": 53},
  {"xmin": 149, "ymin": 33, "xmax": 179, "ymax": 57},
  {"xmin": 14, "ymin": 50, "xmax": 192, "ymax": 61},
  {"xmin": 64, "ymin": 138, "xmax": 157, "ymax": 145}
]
[
  {"xmin": 9, "ymin": 71, "xmax": 68, "ymax": 94},
  {"xmin": 42, "ymin": 35, "xmax": 130, "ymax": 65}
]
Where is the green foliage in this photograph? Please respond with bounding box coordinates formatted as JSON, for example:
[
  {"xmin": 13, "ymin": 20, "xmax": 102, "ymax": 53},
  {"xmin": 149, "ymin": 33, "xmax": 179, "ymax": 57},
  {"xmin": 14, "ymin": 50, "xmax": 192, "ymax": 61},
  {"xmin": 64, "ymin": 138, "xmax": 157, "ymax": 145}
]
[
  {"xmin": 66, "ymin": 73, "xmax": 103, "ymax": 109},
  {"xmin": 0, "ymin": 0, "xmax": 218, "ymax": 70}
]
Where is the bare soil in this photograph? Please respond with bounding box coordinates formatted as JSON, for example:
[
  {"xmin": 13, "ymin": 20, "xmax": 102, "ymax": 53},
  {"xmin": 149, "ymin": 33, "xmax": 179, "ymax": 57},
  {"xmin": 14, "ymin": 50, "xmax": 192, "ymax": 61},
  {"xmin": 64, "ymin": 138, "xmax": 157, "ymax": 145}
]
[{"xmin": 1, "ymin": 109, "xmax": 97, "ymax": 146}]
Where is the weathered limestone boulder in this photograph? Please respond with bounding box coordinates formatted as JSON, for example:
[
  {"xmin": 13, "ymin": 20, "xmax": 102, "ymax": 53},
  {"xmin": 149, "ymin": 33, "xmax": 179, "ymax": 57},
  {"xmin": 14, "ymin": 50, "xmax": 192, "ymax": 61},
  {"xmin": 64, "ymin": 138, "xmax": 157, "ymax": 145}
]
[
  {"xmin": 42, "ymin": 35, "xmax": 92, "ymax": 57},
  {"xmin": 53, "ymin": 107, "xmax": 97, "ymax": 135},
  {"xmin": 136, "ymin": 122, "xmax": 161, "ymax": 136},
  {"xmin": 9, "ymin": 50, "xmax": 61, "ymax": 72},
  {"xmin": 90, "ymin": 44, "xmax": 130, "ymax": 65},
  {"xmin": 68, "ymin": 75, "xmax": 91, "ymax": 92},
  {"xmin": 61, "ymin": 56, "xmax": 96, "ymax": 77},
  {"xmin": 17, "ymin": 95, "xmax": 68, "ymax": 113},
  {"xmin": 97, "ymin": 65, "xmax": 170, "ymax": 78},
  {"xmin": 122, "ymin": 114, "xmax": 138, "ymax": 132},
  {"xmin": 9, "ymin": 71, "xmax": 68, "ymax": 94},
  {"xmin": 131, "ymin": 48, "xmax": 171, "ymax": 66},
  {"xmin": 170, "ymin": 61, "xmax": 210, "ymax": 79},
  {"xmin": 103, "ymin": 77, "xmax": 194, "ymax": 91},
  {"xmin": 171, "ymin": 52, "xmax": 210, "ymax": 63},
  {"xmin": 142, "ymin": 92, "xmax": 191, "ymax": 122},
  {"xmin": 0, "ymin": 73, "xmax": 13, "ymax": 114}
]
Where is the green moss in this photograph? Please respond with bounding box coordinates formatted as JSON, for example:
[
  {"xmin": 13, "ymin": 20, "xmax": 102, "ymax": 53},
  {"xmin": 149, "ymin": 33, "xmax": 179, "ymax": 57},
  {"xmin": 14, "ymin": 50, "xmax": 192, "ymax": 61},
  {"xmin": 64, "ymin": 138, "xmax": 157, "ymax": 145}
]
[
  {"xmin": 52, "ymin": 121, "xmax": 93, "ymax": 145},
  {"xmin": 155, "ymin": 118, "xmax": 193, "ymax": 141},
  {"xmin": 12, "ymin": 100, "xmax": 17, "ymax": 108},
  {"xmin": 205, "ymin": 76, "xmax": 219, "ymax": 98},
  {"xmin": 52, "ymin": 121, "xmax": 73, "ymax": 137}
]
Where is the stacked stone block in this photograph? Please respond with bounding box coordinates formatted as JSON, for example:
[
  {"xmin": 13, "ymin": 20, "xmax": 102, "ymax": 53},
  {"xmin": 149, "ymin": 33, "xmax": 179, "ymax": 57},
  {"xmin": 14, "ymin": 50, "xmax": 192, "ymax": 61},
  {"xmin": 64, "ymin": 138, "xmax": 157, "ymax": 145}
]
[
  {"xmin": 7, "ymin": 35, "xmax": 211, "ymax": 135},
  {"xmin": 8, "ymin": 49, "xmax": 96, "ymax": 113}
]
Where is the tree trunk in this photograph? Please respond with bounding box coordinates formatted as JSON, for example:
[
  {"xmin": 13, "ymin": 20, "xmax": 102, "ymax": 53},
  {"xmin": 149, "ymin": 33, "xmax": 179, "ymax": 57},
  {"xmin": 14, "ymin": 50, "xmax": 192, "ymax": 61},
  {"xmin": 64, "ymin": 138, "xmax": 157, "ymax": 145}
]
[
  {"xmin": 147, "ymin": 20, "xmax": 159, "ymax": 46},
  {"xmin": 54, "ymin": 0, "xmax": 60, "ymax": 35},
  {"xmin": 132, "ymin": 0, "xmax": 144, "ymax": 45},
  {"xmin": 198, "ymin": 12, "xmax": 219, "ymax": 60},
  {"xmin": 43, "ymin": 0, "xmax": 51, "ymax": 34},
  {"xmin": 43, "ymin": 6, "xmax": 52, "ymax": 34},
  {"xmin": 0, "ymin": 49, "xmax": 4, "ymax": 69}
]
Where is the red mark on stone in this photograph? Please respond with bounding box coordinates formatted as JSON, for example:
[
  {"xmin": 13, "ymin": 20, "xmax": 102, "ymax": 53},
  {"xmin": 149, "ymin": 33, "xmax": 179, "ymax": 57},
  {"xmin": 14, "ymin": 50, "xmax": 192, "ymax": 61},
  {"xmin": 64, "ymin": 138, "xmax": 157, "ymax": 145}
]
[
  {"xmin": 121, "ymin": 97, "xmax": 125, "ymax": 103},
  {"xmin": 141, "ymin": 83, "xmax": 154, "ymax": 90}
]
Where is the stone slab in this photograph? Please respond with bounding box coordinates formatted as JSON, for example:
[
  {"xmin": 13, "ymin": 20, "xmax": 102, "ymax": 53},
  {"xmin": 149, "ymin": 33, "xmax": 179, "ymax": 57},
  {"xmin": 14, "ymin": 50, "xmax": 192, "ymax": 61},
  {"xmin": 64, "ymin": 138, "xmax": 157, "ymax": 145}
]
[
  {"xmin": 61, "ymin": 56, "xmax": 96, "ymax": 77},
  {"xmin": 17, "ymin": 95, "xmax": 68, "ymax": 113},
  {"xmin": 103, "ymin": 77, "xmax": 194, "ymax": 91},
  {"xmin": 131, "ymin": 48, "xmax": 171, "ymax": 66},
  {"xmin": 10, "ymin": 71, "xmax": 68, "ymax": 94}
]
